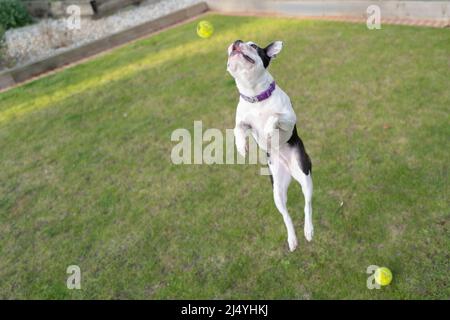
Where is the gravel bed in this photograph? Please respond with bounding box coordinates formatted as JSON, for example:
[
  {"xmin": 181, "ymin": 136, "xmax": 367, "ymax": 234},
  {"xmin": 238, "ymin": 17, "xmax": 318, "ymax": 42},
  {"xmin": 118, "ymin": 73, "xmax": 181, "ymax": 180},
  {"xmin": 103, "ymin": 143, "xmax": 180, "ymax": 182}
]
[{"xmin": 2, "ymin": 0, "xmax": 202, "ymax": 70}]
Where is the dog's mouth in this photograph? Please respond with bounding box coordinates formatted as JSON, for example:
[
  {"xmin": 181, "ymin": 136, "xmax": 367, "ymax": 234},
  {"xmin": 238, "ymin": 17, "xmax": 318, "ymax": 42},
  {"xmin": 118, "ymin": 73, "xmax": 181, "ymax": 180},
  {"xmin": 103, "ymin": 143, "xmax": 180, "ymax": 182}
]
[{"xmin": 230, "ymin": 44, "xmax": 255, "ymax": 64}]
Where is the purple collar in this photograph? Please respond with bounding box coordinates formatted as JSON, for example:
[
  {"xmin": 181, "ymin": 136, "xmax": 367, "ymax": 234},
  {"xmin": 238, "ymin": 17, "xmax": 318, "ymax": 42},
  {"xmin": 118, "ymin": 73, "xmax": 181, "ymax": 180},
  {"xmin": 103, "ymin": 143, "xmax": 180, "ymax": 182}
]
[{"xmin": 239, "ymin": 81, "xmax": 276, "ymax": 103}]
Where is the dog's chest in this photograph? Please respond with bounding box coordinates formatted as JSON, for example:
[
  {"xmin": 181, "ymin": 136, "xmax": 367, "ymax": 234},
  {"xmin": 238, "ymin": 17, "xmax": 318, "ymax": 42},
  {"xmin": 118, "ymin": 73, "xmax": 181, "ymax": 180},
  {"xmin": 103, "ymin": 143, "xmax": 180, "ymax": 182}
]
[
  {"xmin": 239, "ymin": 92, "xmax": 287, "ymax": 134},
  {"xmin": 243, "ymin": 104, "xmax": 273, "ymax": 130}
]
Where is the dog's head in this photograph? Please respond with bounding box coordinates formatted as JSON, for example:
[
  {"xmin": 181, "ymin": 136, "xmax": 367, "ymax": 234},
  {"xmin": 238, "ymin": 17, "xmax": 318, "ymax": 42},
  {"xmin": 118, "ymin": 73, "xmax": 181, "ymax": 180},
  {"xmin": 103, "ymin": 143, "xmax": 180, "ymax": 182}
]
[{"xmin": 227, "ymin": 40, "xmax": 283, "ymax": 83}]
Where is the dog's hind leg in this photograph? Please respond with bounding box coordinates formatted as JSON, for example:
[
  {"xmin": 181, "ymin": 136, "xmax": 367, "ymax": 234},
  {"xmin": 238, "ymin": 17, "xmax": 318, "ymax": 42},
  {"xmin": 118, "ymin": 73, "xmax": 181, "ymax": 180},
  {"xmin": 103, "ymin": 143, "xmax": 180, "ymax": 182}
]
[
  {"xmin": 268, "ymin": 154, "xmax": 297, "ymax": 251},
  {"xmin": 287, "ymin": 153, "xmax": 313, "ymax": 241},
  {"xmin": 283, "ymin": 128, "xmax": 314, "ymax": 242}
]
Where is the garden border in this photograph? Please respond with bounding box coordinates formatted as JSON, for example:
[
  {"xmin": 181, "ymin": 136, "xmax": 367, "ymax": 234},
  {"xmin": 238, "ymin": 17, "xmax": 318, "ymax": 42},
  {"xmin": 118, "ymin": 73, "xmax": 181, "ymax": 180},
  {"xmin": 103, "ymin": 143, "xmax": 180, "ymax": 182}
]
[{"xmin": 0, "ymin": 2, "xmax": 208, "ymax": 92}]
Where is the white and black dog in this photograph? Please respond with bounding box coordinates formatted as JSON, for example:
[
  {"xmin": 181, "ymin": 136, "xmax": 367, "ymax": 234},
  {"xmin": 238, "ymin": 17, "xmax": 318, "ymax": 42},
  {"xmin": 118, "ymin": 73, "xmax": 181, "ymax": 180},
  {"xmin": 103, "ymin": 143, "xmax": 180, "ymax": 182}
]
[{"xmin": 227, "ymin": 40, "xmax": 313, "ymax": 252}]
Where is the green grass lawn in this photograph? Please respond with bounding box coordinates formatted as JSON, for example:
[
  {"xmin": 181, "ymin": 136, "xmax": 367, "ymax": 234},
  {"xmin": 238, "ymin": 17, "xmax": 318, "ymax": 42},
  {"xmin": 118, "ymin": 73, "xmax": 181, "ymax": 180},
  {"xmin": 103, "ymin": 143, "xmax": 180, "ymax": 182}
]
[{"xmin": 0, "ymin": 14, "xmax": 449, "ymax": 299}]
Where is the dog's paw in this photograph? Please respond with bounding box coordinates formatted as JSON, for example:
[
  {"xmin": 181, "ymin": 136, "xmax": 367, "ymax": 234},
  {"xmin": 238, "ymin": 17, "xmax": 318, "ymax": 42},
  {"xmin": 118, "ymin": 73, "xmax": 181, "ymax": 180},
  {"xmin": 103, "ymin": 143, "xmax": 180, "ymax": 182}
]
[
  {"xmin": 288, "ymin": 236, "xmax": 298, "ymax": 252},
  {"xmin": 235, "ymin": 140, "xmax": 247, "ymax": 157},
  {"xmin": 304, "ymin": 224, "xmax": 314, "ymax": 242}
]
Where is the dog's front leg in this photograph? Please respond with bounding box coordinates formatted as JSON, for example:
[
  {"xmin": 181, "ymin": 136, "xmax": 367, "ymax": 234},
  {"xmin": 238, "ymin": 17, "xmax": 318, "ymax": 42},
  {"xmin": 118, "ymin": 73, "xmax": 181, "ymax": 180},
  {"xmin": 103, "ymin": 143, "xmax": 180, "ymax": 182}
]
[
  {"xmin": 264, "ymin": 115, "xmax": 295, "ymax": 151},
  {"xmin": 234, "ymin": 123, "xmax": 250, "ymax": 157}
]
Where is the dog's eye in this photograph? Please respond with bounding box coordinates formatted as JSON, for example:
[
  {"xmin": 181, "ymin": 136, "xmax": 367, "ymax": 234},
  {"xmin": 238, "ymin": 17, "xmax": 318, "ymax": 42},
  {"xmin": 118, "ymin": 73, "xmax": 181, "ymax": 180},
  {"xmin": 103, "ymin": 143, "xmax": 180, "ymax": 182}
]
[{"xmin": 250, "ymin": 44, "xmax": 257, "ymax": 49}]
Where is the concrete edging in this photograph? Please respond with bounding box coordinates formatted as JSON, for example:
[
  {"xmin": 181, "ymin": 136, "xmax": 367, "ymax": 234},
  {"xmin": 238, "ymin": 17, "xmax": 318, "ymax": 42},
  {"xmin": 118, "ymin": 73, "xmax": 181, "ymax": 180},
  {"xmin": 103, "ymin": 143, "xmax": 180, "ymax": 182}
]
[
  {"xmin": 206, "ymin": 0, "xmax": 450, "ymax": 21},
  {"xmin": 0, "ymin": 2, "xmax": 208, "ymax": 91}
]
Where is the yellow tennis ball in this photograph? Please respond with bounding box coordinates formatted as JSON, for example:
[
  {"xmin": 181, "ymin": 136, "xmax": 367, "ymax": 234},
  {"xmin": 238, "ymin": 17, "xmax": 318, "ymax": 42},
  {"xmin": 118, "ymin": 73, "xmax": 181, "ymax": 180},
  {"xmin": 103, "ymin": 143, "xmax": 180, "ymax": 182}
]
[
  {"xmin": 375, "ymin": 267, "xmax": 393, "ymax": 286},
  {"xmin": 197, "ymin": 20, "xmax": 214, "ymax": 39}
]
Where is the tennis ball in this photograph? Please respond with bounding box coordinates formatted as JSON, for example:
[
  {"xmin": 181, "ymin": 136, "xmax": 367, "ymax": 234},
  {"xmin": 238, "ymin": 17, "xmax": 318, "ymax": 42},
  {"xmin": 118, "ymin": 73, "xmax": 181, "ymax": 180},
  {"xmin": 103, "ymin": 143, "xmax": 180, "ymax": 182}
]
[
  {"xmin": 197, "ymin": 20, "xmax": 214, "ymax": 39},
  {"xmin": 375, "ymin": 267, "xmax": 393, "ymax": 286}
]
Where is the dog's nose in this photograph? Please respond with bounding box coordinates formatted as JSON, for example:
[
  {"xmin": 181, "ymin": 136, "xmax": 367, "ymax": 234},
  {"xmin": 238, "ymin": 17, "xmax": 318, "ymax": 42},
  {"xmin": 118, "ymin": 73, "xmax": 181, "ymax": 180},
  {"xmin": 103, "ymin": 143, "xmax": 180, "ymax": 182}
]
[{"xmin": 233, "ymin": 40, "xmax": 243, "ymax": 50}]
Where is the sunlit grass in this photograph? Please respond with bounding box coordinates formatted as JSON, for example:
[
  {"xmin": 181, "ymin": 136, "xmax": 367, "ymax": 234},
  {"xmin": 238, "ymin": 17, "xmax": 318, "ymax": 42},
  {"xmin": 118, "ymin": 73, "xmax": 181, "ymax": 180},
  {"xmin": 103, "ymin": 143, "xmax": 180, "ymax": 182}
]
[{"xmin": 0, "ymin": 18, "xmax": 288, "ymax": 123}]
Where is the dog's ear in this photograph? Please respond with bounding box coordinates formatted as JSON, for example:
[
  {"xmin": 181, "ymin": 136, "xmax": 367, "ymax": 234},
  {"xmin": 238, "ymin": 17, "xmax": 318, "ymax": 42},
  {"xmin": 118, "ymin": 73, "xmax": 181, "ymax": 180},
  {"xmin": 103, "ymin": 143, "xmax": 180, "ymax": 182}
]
[{"xmin": 265, "ymin": 41, "xmax": 283, "ymax": 58}]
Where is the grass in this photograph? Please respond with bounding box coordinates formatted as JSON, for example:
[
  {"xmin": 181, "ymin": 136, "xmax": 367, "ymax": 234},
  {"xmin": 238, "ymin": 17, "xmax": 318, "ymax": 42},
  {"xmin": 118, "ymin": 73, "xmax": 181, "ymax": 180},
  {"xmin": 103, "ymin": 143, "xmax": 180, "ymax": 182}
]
[{"xmin": 0, "ymin": 14, "xmax": 449, "ymax": 299}]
